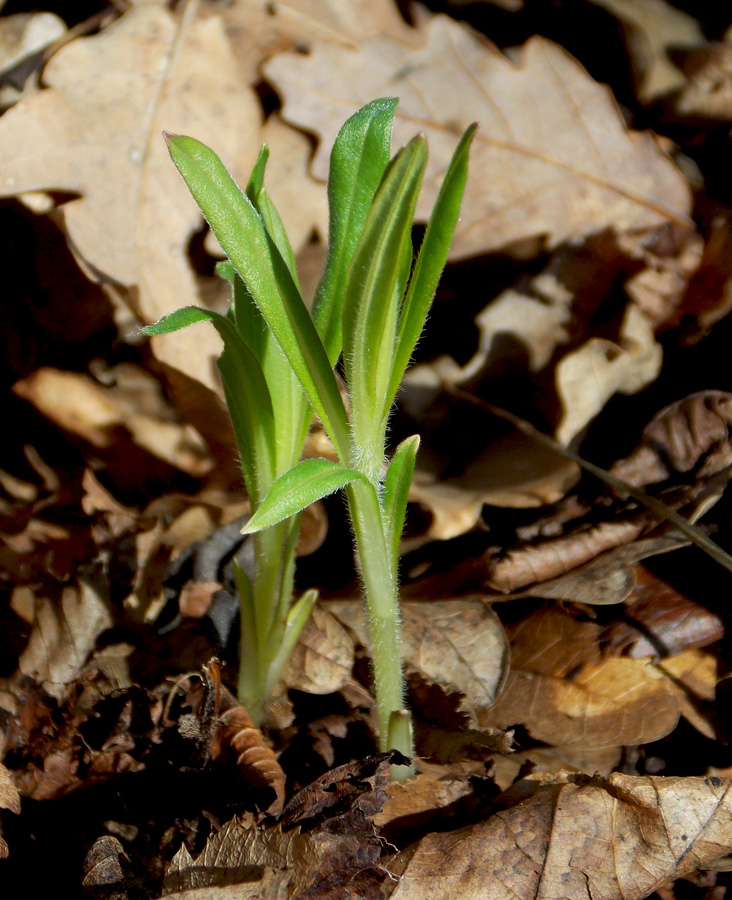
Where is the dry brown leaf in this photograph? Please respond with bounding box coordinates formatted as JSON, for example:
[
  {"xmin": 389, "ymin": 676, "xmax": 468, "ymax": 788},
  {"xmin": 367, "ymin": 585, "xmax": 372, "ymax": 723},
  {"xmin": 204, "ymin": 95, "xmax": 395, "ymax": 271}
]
[
  {"xmin": 0, "ymin": 11, "xmax": 66, "ymax": 110},
  {"xmin": 217, "ymin": 0, "xmax": 416, "ymax": 85},
  {"xmin": 602, "ymin": 565, "xmax": 724, "ymax": 658},
  {"xmin": 282, "ymin": 605, "xmax": 355, "ymax": 695},
  {"xmin": 0, "ymin": 761, "xmax": 20, "ymax": 858},
  {"xmin": 328, "ymin": 599, "xmax": 508, "ymax": 721},
  {"xmin": 555, "ymin": 303, "xmax": 662, "ymax": 444},
  {"xmin": 388, "ymin": 772, "xmax": 732, "ymax": 900},
  {"xmin": 0, "ymin": 3, "xmax": 259, "ymax": 402},
  {"xmin": 611, "ymin": 390, "xmax": 732, "ymax": 488},
  {"xmin": 18, "ymin": 575, "xmax": 114, "ymax": 701},
  {"xmin": 676, "ymin": 42, "xmax": 732, "ymax": 120},
  {"xmin": 516, "ymin": 534, "xmax": 689, "ymax": 605},
  {"xmin": 164, "ymin": 754, "xmax": 396, "ymax": 897},
  {"xmin": 265, "ymin": 16, "xmax": 692, "ymax": 260},
  {"xmin": 676, "ymin": 215, "xmax": 732, "ymax": 341},
  {"xmin": 480, "ymin": 649, "xmax": 680, "ymax": 748},
  {"xmin": 13, "ymin": 366, "xmax": 211, "ymax": 476},
  {"xmin": 588, "ymin": 0, "xmax": 703, "ymax": 102}
]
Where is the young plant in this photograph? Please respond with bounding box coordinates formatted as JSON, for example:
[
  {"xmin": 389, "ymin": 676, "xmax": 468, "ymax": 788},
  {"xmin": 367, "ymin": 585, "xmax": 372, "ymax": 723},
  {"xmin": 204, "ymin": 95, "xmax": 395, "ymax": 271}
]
[{"xmin": 143, "ymin": 99, "xmax": 474, "ymax": 762}]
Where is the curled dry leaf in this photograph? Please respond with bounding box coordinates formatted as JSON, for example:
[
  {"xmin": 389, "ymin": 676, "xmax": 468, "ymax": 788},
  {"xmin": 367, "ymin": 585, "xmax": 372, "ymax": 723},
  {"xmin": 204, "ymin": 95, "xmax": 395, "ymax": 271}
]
[
  {"xmin": 676, "ymin": 42, "xmax": 732, "ymax": 120},
  {"xmin": 0, "ymin": 762, "xmax": 20, "ymax": 858},
  {"xmin": 602, "ymin": 565, "xmax": 724, "ymax": 658},
  {"xmin": 611, "ymin": 390, "xmax": 732, "ymax": 487},
  {"xmin": 555, "ymin": 303, "xmax": 662, "ymax": 444},
  {"xmin": 265, "ymin": 15, "xmax": 692, "ymax": 260},
  {"xmin": 388, "ymin": 772, "xmax": 732, "ymax": 900},
  {"xmin": 327, "ymin": 599, "xmax": 509, "ymax": 722}
]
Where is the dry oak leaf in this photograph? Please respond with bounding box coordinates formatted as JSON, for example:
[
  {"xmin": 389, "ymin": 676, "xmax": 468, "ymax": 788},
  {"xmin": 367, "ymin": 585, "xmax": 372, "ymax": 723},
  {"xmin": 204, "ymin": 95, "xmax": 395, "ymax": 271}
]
[
  {"xmin": 328, "ymin": 599, "xmax": 509, "ymax": 722},
  {"xmin": 264, "ymin": 15, "xmax": 692, "ymax": 260},
  {"xmin": 0, "ymin": 3, "xmax": 259, "ymax": 397},
  {"xmin": 388, "ymin": 772, "xmax": 732, "ymax": 900}
]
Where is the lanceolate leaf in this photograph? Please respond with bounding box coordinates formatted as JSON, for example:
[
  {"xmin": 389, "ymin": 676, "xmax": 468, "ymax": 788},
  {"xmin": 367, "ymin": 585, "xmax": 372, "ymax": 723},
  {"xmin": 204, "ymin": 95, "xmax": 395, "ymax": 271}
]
[
  {"xmin": 342, "ymin": 136, "xmax": 427, "ymax": 472},
  {"xmin": 312, "ymin": 97, "xmax": 397, "ymax": 365},
  {"xmin": 242, "ymin": 458, "xmax": 370, "ymax": 533},
  {"xmin": 165, "ymin": 133, "xmax": 351, "ymax": 459},
  {"xmin": 387, "ymin": 124, "xmax": 477, "ymax": 414},
  {"xmin": 143, "ymin": 305, "xmax": 276, "ymax": 503},
  {"xmin": 382, "ymin": 435, "xmax": 420, "ymax": 571}
]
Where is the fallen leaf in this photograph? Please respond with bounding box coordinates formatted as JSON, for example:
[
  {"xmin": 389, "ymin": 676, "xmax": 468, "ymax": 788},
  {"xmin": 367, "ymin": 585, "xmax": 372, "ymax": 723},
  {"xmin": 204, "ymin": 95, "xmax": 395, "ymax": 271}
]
[
  {"xmin": 601, "ymin": 565, "xmax": 724, "ymax": 658},
  {"xmin": 265, "ymin": 16, "xmax": 692, "ymax": 259},
  {"xmin": 282, "ymin": 605, "xmax": 355, "ymax": 695},
  {"xmin": 388, "ymin": 772, "xmax": 732, "ymax": 900},
  {"xmin": 0, "ymin": 3, "xmax": 259, "ymax": 405},
  {"xmin": 676, "ymin": 41, "xmax": 732, "ymax": 120},
  {"xmin": 13, "ymin": 365, "xmax": 212, "ymax": 477},
  {"xmin": 164, "ymin": 754, "xmax": 396, "ymax": 897},
  {"xmin": 611, "ymin": 390, "xmax": 732, "ymax": 487},
  {"xmin": 480, "ymin": 644, "xmax": 680, "ymax": 749},
  {"xmin": 588, "ymin": 0, "xmax": 703, "ymax": 102},
  {"xmin": 0, "ymin": 11, "xmax": 66, "ymax": 110},
  {"xmin": 555, "ymin": 303, "xmax": 662, "ymax": 444},
  {"xmin": 328, "ymin": 599, "xmax": 509, "ymax": 722},
  {"xmin": 18, "ymin": 572, "xmax": 114, "ymax": 701}
]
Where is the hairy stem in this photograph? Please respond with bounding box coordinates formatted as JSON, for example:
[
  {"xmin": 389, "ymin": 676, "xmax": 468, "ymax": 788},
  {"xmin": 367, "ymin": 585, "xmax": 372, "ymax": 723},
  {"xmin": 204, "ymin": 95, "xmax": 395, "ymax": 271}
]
[{"xmin": 346, "ymin": 480, "xmax": 412, "ymax": 758}]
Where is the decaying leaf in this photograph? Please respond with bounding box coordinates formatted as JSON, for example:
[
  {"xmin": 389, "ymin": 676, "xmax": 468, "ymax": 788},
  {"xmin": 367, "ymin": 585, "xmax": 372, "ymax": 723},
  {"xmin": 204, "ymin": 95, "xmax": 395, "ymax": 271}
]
[
  {"xmin": 265, "ymin": 15, "xmax": 692, "ymax": 260},
  {"xmin": 676, "ymin": 40, "xmax": 732, "ymax": 120},
  {"xmin": 164, "ymin": 754, "xmax": 397, "ymax": 897},
  {"xmin": 388, "ymin": 772, "xmax": 732, "ymax": 900},
  {"xmin": 611, "ymin": 390, "xmax": 732, "ymax": 488},
  {"xmin": 328, "ymin": 599, "xmax": 509, "ymax": 722}
]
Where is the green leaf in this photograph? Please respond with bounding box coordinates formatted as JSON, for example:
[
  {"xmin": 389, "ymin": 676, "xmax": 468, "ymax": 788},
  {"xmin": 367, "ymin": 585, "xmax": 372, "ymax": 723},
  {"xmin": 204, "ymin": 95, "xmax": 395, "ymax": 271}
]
[
  {"xmin": 142, "ymin": 305, "xmax": 276, "ymax": 503},
  {"xmin": 342, "ymin": 136, "xmax": 427, "ymax": 474},
  {"xmin": 382, "ymin": 435, "xmax": 419, "ymax": 571},
  {"xmin": 140, "ymin": 306, "xmax": 219, "ymax": 335},
  {"xmin": 165, "ymin": 133, "xmax": 351, "ymax": 459},
  {"xmin": 241, "ymin": 458, "xmax": 370, "ymax": 533},
  {"xmin": 312, "ymin": 97, "xmax": 397, "ymax": 365},
  {"xmin": 386, "ymin": 124, "xmax": 476, "ymax": 412}
]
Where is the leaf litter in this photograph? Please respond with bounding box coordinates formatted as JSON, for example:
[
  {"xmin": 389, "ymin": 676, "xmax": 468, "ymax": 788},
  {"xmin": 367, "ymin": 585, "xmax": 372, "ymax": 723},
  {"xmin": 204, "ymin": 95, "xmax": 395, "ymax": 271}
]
[{"xmin": 2, "ymin": 1, "xmax": 732, "ymax": 899}]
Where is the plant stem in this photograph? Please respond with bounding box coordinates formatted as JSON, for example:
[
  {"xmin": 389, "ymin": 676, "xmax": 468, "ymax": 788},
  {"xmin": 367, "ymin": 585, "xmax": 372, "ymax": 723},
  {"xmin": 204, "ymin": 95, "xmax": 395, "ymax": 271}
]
[
  {"xmin": 239, "ymin": 517, "xmax": 299, "ymax": 725},
  {"xmin": 346, "ymin": 480, "xmax": 412, "ymax": 757}
]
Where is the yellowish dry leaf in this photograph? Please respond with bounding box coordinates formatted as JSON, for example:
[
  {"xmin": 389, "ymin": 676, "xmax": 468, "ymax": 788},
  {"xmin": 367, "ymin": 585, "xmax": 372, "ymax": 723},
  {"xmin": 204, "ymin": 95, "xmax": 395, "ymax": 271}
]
[
  {"xmin": 389, "ymin": 773, "xmax": 732, "ymax": 900},
  {"xmin": 265, "ymin": 15, "xmax": 692, "ymax": 259}
]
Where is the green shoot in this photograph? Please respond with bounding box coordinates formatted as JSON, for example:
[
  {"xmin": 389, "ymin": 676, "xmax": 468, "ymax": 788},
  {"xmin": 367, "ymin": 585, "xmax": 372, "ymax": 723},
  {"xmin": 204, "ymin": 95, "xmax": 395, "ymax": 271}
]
[{"xmin": 143, "ymin": 99, "xmax": 474, "ymax": 771}]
